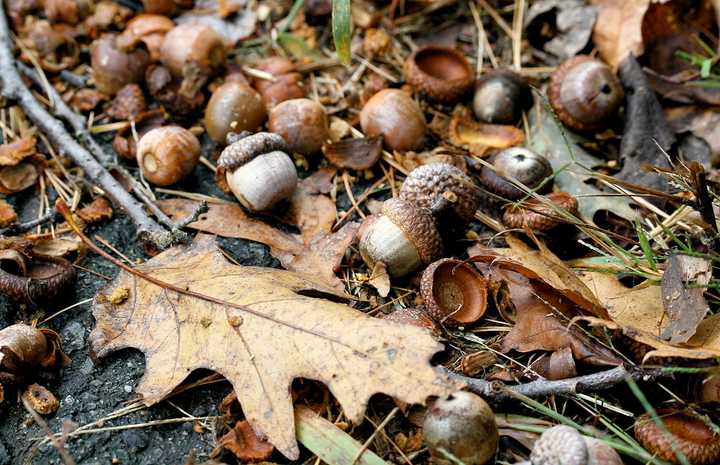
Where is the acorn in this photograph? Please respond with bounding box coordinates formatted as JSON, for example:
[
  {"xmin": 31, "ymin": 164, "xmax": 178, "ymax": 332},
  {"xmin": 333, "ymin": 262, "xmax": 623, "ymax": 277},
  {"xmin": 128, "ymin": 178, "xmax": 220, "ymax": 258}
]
[
  {"xmin": 480, "ymin": 147, "xmax": 553, "ymax": 200},
  {"xmin": 358, "ymin": 198, "xmax": 442, "ymax": 278},
  {"xmin": 473, "ymin": 69, "xmax": 532, "ymax": 124},
  {"xmin": 548, "ymin": 55, "xmax": 624, "ymax": 132},
  {"xmin": 502, "ymin": 191, "xmax": 578, "ymax": 232},
  {"xmin": 91, "ymin": 34, "xmax": 149, "ymax": 96},
  {"xmin": 531, "ymin": 425, "xmax": 624, "ymax": 465},
  {"xmin": 0, "ymin": 250, "xmax": 75, "ymax": 305},
  {"xmin": 634, "ymin": 410, "xmax": 720, "ymax": 465},
  {"xmin": 204, "ymin": 82, "xmax": 267, "ymax": 144},
  {"xmin": 420, "ymin": 258, "xmax": 488, "ymax": 326},
  {"xmin": 268, "ymin": 98, "xmax": 329, "ymax": 155},
  {"xmin": 116, "ymin": 14, "xmax": 174, "ymax": 61},
  {"xmin": 136, "ymin": 126, "xmax": 200, "ymax": 186},
  {"xmin": 399, "ymin": 163, "xmax": 479, "ymax": 227},
  {"xmin": 252, "ymin": 56, "xmax": 305, "ymax": 109},
  {"xmin": 360, "ymin": 89, "xmax": 426, "ymax": 152},
  {"xmin": 159, "ymin": 23, "xmax": 226, "ymax": 98},
  {"xmin": 145, "ymin": 64, "xmax": 205, "ymax": 115},
  {"xmin": 141, "ymin": 0, "xmax": 175, "ymax": 15},
  {"xmin": 423, "ymin": 391, "xmax": 498, "ymax": 465},
  {"xmin": 217, "ymin": 132, "xmax": 298, "ymax": 212},
  {"xmin": 404, "ymin": 45, "xmax": 474, "ymax": 103}
]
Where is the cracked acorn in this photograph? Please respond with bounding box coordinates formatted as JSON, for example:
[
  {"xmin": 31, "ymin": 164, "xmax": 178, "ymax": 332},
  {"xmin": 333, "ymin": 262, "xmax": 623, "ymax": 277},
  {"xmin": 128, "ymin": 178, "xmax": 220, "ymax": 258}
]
[
  {"xmin": 423, "ymin": 391, "xmax": 498, "ymax": 465},
  {"xmin": 217, "ymin": 131, "xmax": 298, "ymax": 212}
]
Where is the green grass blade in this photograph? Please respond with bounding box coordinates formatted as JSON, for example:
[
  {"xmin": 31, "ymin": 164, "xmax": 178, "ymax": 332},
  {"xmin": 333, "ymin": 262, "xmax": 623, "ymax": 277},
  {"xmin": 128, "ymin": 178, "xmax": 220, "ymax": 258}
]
[
  {"xmin": 295, "ymin": 406, "xmax": 390, "ymax": 465},
  {"xmin": 332, "ymin": 0, "xmax": 352, "ymax": 65}
]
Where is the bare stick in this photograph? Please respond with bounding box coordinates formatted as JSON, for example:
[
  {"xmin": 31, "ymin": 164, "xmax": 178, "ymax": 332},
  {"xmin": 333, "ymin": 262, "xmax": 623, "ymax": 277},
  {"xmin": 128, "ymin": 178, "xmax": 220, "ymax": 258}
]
[
  {"xmin": 0, "ymin": 211, "xmax": 56, "ymax": 235},
  {"xmin": 0, "ymin": 7, "xmax": 178, "ymax": 250},
  {"xmin": 441, "ymin": 366, "xmax": 670, "ymax": 401}
]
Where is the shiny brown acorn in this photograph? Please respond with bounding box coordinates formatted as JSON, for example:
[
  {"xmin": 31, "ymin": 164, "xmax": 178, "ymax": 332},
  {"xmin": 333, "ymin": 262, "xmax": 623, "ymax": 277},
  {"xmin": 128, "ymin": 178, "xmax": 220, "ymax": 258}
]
[
  {"xmin": 204, "ymin": 82, "xmax": 267, "ymax": 144},
  {"xmin": 360, "ymin": 89, "xmax": 426, "ymax": 152},
  {"xmin": 268, "ymin": 98, "xmax": 329, "ymax": 155},
  {"xmin": 548, "ymin": 55, "xmax": 624, "ymax": 132},
  {"xmin": 480, "ymin": 147, "xmax": 553, "ymax": 200}
]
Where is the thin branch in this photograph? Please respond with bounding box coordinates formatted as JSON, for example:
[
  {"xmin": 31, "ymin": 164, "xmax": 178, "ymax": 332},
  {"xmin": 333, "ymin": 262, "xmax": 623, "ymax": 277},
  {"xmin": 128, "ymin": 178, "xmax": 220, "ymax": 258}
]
[
  {"xmin": 0, "ymin": 6, "xmax": 178, "ymax": 250},
  {"xmin": 0, "ymin": 211, "xmax": 56, "ymax": 235},
  {"xmin": 441, "ymin": 366, "xmax": 670, "ymax": 402}
]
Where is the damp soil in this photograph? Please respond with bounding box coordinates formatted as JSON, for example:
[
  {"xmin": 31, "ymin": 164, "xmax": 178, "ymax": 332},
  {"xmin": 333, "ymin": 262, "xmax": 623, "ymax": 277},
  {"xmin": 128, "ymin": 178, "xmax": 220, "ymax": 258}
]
[{"xmin": 0, "ymin": 158, "xmax": 362, "ymax": 465}]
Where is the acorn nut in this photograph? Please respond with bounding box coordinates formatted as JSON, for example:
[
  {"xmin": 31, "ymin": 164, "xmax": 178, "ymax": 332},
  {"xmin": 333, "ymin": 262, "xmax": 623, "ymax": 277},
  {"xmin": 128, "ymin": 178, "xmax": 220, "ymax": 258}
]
[
  {"xmin": 531, "ymin": 425, "xmax": 624, "ymax": 465},
  {"xmin": 400, "ymin": 163, "xmax": 479, "ymax": 226},
  {"xmin": 160, "ymin": 23, "xmax": 226, "ymax": 98},
  {"xmin": 360, "ymin": 89, "xmax": 426, "ymax": 152},
  {"xmin": 252, "ymin": 57, "xmax": 305, "ymax": 109},
  {"xmin": 480, "ymin": 147, "xmax": 553, "ymax": 200},
  {"xmin": 548, "ymin": 55, "xmax": 624, "ymax": 132},
  {"xmin": 423, "ymin": 391, "xmax": 498, "ymax": 465},
  {"xmin": 268, "ymin": 98, "xmax": 329, "ymax": 155},
  {"xmin": 358, "ymin": 198, "xmax": 442, "ymax": 277},
  {"xmin": 634, "ymin": 410, "xmax": 720, "ymax": 465},
  {"xmin": 116, "ymin": 14, "xmax": 174, "ymax": 61},
  {"xmin": 217, "ymin": 132, "xmax": 298, "ymax": 212},
  {"xmin": 205, "ymin": 82, "xmax": 267, "ymax": 143},
  {"xmin": 404, "ymin": 45, "xmax": 474, "ymax": 103},
  {"xmin": 136, "ymin": 126, "xmax": 201, "ymax": 186},
  {"xmin": 91, "ymin": 34, "xmax": 149, "ymax": 96},
  {"xmin": 420, "ymin": 258, "xmax": 488, "ymax": 326},
  {"xmin": 473, "ymin": 70, "xmax": 532, "ymax": 124}
]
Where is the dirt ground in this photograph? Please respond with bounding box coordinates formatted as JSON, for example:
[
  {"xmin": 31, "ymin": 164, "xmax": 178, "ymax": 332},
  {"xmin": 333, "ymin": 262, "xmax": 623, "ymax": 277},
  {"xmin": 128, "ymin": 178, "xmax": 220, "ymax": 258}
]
[{"xmin": 0, "ymin": 160, "xmax": 323, "ymax": 465}]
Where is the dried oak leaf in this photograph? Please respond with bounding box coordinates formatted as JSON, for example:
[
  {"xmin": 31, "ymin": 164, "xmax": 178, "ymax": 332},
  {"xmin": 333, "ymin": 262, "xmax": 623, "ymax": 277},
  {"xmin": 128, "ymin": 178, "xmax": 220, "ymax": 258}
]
[
  {"xmin": 90, "ymin": 234, "xmax": 454, "ymax": 459},
  {"xmin": 159, "ymin": 174, "xmax": 357, "ymax": 291},
  {"xmin": 528, "ymin": 103, "xmax": 638, "ymax": 223},
  {"xmin": 76, "ymin": 197, "xmax": 113, "ymax": 224},
  {"xmin": 660, "ymin": 254, "xmax": 712, "ymax": 344},
  {"xmin": 589, "ymin": 0, "xmax": 652, "ymax": 70},
  {"xmin": 219, "ymin": 420, "xmax": 275, "ymax": 462},
  {"xmin": 0, "ymin": 137, "xmax": 35, "ymax": 166},
  {"xmin": 578, "ymin": 271, "xmax": 720, "ymax": 360}
]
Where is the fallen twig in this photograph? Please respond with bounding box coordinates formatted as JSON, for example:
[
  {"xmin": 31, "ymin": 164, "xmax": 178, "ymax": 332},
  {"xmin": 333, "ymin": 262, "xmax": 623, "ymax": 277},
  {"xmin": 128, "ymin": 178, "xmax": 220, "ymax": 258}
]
[
  {"xmin": 441, "ymin": 366, "xmax": 670, "ymax": 401},
  {"xmin": 0, "ymin": 6, "xmax": 179, "ymax": 250},
  {"xmin": 0, "ymin": 211, "xmax": 57, "ymax": 235}
]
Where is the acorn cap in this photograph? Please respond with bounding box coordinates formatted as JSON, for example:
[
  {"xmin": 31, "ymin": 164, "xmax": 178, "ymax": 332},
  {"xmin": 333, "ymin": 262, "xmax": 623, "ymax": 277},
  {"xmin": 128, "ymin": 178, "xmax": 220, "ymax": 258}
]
[
  {"xmin": 404, "ymin": 45, "xmax": 474, "ymax": 103},
  {"xmin": 217, "ymin": 132, "xmax": 289, "ymax": 171},
  {"xmin": 480, "ymin": 147, "xmax": 553, "ymax": 200},
  {"xmin": 548, "ymin": 55, "xmax": 624, "ymax": 132},
  {"xmin": 399, "ymin": 163, "xmax": 479, "ymax": 224},
  {"xmin": 382, "ymin": 198, "xmax": 443, "ymax": 265},
  {"xmin": 634, "ymin": 410, "xmax": 720, "ymax": 465},
  {"xmin": 420, "ymin": 258, "xmax": 487, "ymax": 326},
  {"xmin": 502, "ymin": 191, "xmax": 578, "ymax": 232},
  {"xmin": 530, "ymin": 425, "xmax": 588, "ymax": 465},
  {"xmin": 0, "ymin": 252, "xmax": 75, "ymax": 305}
]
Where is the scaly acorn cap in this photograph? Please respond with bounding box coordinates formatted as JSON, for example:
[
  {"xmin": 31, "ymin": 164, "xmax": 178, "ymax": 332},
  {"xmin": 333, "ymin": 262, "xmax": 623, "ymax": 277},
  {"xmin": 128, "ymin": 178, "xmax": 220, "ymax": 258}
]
[
  {"xmin": 382, "ymin": 198, "xmax": 443, "ymax": 265},
  {"xmin": 502, "ymin": 191, "xmax": 578, "ymax": 232},
  {"xmin": 404, "ymin": 45, "xmax": 474, "ymax": 103},
  {"xmin": 400, "ymin": 163, "xmax": 479, "ymax": 224},
  {"xmin": 530, "ymin": 425, "xmax": 588, "ymax": 465},
  {"xmin": 634, "ymin": 410, "xmax": 720, "ymax": 465},
  {"xmin": 217, "ymin": 132, "xmax": 289, "ymax": 171}
]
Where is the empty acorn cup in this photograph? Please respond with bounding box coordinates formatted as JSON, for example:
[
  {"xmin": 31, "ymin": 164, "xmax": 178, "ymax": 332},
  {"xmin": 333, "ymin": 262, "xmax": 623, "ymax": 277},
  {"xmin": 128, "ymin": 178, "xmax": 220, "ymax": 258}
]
[{"xmin": 420, "ymin": 258, "xmax": 488, "ymax": 326}]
